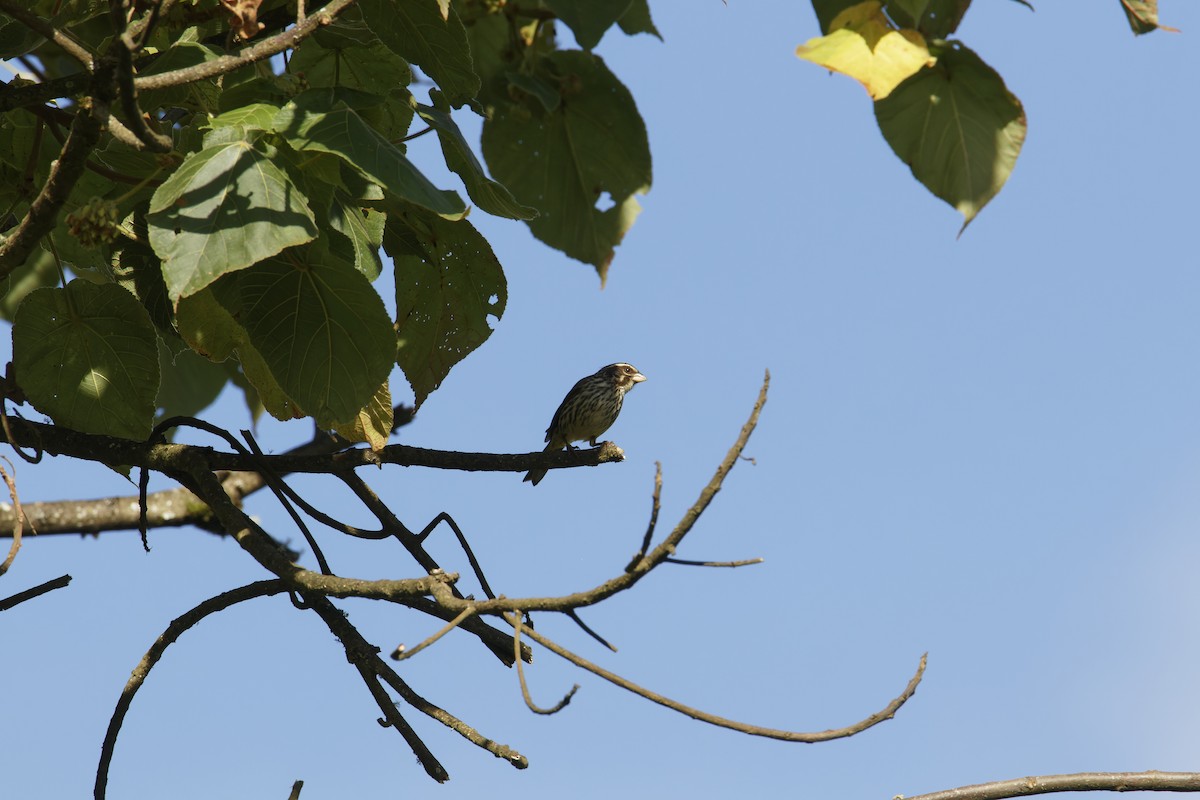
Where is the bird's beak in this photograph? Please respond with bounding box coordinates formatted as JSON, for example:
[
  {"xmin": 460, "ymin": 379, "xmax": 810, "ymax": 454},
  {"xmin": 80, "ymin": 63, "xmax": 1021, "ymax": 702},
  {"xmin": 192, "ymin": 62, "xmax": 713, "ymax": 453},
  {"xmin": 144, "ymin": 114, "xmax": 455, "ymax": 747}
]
[{"xmin": 632, "ymin": 372, "xmax": 646, "ymax": 383}]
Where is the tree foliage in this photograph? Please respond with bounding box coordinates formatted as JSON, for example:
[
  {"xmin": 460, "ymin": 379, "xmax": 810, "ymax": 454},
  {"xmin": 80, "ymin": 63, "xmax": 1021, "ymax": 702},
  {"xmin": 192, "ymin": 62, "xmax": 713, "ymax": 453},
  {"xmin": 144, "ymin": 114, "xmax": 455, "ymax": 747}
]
[{"xmin": 0, "ymin": 1, "xmax": 1190, "ymax": 797}]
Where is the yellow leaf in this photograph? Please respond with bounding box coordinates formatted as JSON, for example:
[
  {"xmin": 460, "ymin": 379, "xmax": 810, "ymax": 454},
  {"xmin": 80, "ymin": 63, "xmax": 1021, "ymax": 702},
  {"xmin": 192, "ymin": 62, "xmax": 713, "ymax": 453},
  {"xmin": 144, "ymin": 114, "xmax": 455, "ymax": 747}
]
[
  {"xmin": 796, "ymin": 0, "xmax": 935, "ymax": 100},
  {"xmin": 332, "ymin": 380, "xmax": 394, "ymax": 451}
]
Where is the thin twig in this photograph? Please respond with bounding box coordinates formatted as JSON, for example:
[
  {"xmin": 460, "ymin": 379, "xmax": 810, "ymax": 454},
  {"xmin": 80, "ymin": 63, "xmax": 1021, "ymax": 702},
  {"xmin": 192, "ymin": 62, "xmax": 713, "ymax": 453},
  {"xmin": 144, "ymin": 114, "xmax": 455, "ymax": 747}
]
[
  {"xmin": 903, "ymin": 770, "xmax": 1200, "ymax": 800},
  {"xmin": 663, "ymin": 556, "xmax": 763, "ymax": 568},
  {"xmin": 518, "ymin": 622, "xmax": 928, "ymax": 743},
  {"xmin": 628, "ymin": 461, "xmax": 662, "ymax": 570},
  {"xmin": 392, "ymin": 606, "xmax": 476, "ymax": 661},
  {"xmin": 511, "ymin": 612, "xmax": 579, "ymax": 714},
  {"xmin": 0, "ymin": 458, "xmax": 23, "ymax": 575},
  {"xmin": 0, "ymin": 573, "xmax": 71, "ymax": 612}
]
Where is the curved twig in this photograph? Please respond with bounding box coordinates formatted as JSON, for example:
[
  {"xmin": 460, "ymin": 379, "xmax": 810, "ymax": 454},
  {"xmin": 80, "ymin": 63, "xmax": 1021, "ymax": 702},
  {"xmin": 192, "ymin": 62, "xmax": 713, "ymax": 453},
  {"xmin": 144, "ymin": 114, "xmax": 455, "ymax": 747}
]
[
  {"xmin": 511, "ymin": 612, "xmax": 579, "ymax": 714},
  {"xmin": 519, "ymin": 619, "xmax": 927, "ymax": 743},
  {"xmin": 95, "ymin": 580, "xmax": 289, "ymax": 800},
  {"xmin": 627, "ymin": 461, "xmax": 663, "ymax": 570},
  {"xmin": 0, "ymin": 458, "xmax": 23, "ymax": 575},
  {"xmin": 904, "ymin": 771, "xmax": 1200, "ymax": 800}
]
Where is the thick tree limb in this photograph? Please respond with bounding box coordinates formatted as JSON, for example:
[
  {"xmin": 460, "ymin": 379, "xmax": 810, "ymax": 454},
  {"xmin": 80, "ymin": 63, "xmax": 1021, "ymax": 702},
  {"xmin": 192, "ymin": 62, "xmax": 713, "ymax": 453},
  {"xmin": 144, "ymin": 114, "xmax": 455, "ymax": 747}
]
[{"xmin": 0, "ymin": 415, "xmax": 626, "ymax": 481}]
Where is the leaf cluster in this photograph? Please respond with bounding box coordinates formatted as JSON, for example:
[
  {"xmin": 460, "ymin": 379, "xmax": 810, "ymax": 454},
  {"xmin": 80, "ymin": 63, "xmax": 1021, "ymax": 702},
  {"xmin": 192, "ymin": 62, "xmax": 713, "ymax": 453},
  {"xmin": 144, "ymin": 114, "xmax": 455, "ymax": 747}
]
[{"xmin": 0, "ymin": 0, "xmax": 656, "ymax": 441}]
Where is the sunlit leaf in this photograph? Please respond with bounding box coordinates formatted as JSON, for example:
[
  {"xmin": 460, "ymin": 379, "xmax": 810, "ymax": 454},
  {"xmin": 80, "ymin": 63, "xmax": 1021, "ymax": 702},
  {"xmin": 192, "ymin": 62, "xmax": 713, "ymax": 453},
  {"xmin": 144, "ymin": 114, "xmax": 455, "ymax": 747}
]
[
  {"xmin": 274, "ymin": 92, "xmax": 466, "ymax": 218},
  {"xmin": 796, "ymin": 1, "xmax": 935, "ymax": 100},
  {"xmin": 13, "ymin": 281, "xmax": 159, "ymax": 439},
  {"xmin": 332, "ymin": 380, "xmax": 394, "ymax": 450},
  {"xmin": 874, "ymin": 42, "xmax": 1026, "ymax": 230},
  {"xmin": 147, "ymin": 135, "xmax": 318, "ymax": 302}
]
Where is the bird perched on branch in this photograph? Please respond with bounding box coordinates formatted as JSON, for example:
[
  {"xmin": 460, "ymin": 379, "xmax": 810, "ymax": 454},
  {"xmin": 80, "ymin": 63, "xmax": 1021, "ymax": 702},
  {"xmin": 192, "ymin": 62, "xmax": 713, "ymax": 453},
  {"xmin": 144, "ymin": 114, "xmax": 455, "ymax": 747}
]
[{"xmin": 523, "ymin": 363, "xmax": 646, "ymax": 486}]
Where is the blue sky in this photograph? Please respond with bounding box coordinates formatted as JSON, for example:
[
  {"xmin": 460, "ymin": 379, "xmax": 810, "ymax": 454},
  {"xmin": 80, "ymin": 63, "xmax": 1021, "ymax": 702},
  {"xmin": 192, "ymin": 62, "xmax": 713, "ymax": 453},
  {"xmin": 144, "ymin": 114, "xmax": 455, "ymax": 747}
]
[{"xmin": 5, "ymin": 2, "xmax": 1200, "ymax": 798}]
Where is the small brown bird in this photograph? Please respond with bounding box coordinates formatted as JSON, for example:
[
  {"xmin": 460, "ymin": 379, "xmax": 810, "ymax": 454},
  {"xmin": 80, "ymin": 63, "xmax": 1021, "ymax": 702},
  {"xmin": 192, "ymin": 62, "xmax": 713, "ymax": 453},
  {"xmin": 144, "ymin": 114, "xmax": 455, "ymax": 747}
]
[{"xmin": 523, "ymin": 363, "xmax": 646, "ymax": 485}]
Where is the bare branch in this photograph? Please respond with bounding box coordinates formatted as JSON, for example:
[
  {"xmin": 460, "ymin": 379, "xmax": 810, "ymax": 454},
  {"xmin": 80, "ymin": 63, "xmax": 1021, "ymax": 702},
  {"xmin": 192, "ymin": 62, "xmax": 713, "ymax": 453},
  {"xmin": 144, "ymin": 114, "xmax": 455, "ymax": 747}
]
[
  {"xmin": 521, "ymin": 620, "xmax": 927, "ymax": 743},
  {"xmin": 511, "ymin": 612, "xmax": 579, "ymax": 715},
  {"xmin": 0, "ymin": 458, "xmax": 23, "ymax": 575},
  {"xmin": 0, "ymin": 573, "xmax": 71, "ymax": 612},
  {"xmin": 626, "ymin": 460, "xmax": 663, "ymax": 570},
  {"xmin": 904, "ymin": 771, "xmax": 1200, "ymax": 800},
  {"xmin": 0, "ymin": 415, "xmax": 626, "ymax": 478},
  {"xmin": 663, "ymin": 556, "xmax": 763, "ymax": 568},
  {"xmin": 133, "ymin": 0, "xmax": 358, "ymax": 92},
  {"xmin": 426, "ymin": 371, "xmax": 771, "ymax": 615},
  {"xmin": 95, "ymin": 580, "xmax": 289, "ymax": 800},
  {"xmin": 392, "ymin": 607, "xmax": 476, "ymax": 661}
]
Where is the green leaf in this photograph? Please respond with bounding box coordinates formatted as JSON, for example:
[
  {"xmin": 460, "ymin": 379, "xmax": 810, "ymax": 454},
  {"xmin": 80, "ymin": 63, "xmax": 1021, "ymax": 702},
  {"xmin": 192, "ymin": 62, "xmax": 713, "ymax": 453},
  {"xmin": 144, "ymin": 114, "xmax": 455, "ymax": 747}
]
[
  {"xmin": 360, "ymin": 0, "xmax": 480, "ymax": 108},
  {"xmin": 328, "ymin": 192, "xmax": 386, "ymax": 279},
  {"xmin": 617, "ymin": 0, "xmax": 662, "ymax": 39},
  {"xmin": 482, "ymin": 50, "xmax": 651, "ymax": 282},
  {"xmin": 894, "ymin": 0, "xmax": 970, "ymax": 38},
  {"xmin": 147, "ymin": 135, "xmax": 318, "ymax": 302},
  {"xmin": 274, "ymin": 91, "xmax": 465, "ymax": 218},
  {"xmin": 874, "ymin": 43, "xmax": 1026, "ymax": 231},
  {"xmin": 416, "ymin": 90, "xmax": 538, "ymax": 220},
  {"xmin": 155, "ymin": 340, "xmax": 228, "ymax": 420},
  {"xmin": 385, "ymin": 205, "xmax": 506, "ymax": 409},
  {"xmin": 238, "ymin": 247, "xmax": 396, "ymax": 424},
  {"xmin": 0, "ymin": 247, "xmax": 58, "ymax": 321},
  {"xmin": 811, "ymin": 0, "xmax": 867, "ymax": 33},
  {"xmin": 13, "ymin": 281, "xmax": 159, "ymax": 439},
  {"xmin": 289, "ymin": 38, "xmax": 413, "ymax": 96},
  {"xmin": 176, "ymin": 287, "xmax": 300, "ymax": 421},
  {"xmin": 137, "ymin": 39, "xmax": 224, "ymax": 112},
  {"xmin": 542, "ymin": 0, "xmax": 633, "ymax": 50},
  {"xmin": 206, "ymin": 103, "xmax": 282, "ymax": 132}
]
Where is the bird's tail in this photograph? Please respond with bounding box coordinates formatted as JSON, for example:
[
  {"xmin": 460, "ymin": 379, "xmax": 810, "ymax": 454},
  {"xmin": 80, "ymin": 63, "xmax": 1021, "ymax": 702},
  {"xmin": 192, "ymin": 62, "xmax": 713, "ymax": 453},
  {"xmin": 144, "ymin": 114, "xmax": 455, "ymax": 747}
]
[{"xmin": 522, "ymin": 442, "xmax": 557, "ymax": 486}]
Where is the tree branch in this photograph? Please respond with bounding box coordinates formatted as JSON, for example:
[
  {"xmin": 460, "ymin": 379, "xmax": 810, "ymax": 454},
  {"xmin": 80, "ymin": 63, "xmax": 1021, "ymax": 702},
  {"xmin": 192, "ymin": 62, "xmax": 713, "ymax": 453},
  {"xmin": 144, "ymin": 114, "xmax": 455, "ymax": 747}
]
[
  {"xmin": 0, "ymin": 573, "xmax": 71, "ymax": 612},
  {"xmin": 132, "ymin": 0, "xmax": 358, "ymax": 92},
  {"xmin": 519, "ymin": 620, "xmax": 927, "ymax": 743},
  {"xmin": 0, "ymin": 1, "xmax": 95, "ymax": 68},
  {"xmin": 95, "ymin": 580, "xmax": 289, "ymax": 800},
  {"xmin": 425, "ymin": 370, "xmax": 771, "ymax": 616},
  {"xmin": 0, "ymin": 87, "xmax": 111, "ymax": 279},
  {"xmin": 904, "ymin": 771, "xmax": 1200, "ymax": 800}
]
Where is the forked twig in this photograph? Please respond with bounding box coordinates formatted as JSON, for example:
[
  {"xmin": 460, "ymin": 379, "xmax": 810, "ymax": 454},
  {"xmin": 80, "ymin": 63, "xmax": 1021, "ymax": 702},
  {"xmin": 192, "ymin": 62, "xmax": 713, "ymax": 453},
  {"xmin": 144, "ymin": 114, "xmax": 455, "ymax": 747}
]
[{"xmin": 0, "ymin": 458, "xmax": 23, "ymax": 575}]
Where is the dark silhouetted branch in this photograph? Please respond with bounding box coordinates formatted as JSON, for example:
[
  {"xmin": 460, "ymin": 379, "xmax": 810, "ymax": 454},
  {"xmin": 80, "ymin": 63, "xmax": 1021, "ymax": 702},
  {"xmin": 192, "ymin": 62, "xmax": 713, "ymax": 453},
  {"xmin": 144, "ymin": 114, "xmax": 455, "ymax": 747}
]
[{"xmin": 0, "ymin": 573, "xmax": 71, "ymax": 612}]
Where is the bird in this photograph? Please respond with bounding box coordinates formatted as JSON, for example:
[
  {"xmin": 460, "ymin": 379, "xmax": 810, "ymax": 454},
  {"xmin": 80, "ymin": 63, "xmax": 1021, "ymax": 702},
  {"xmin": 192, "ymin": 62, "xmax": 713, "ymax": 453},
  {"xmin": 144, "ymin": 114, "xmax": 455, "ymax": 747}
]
[{"xmin": 522, "ymin": 363, "xmax": 646, "ymax": 486}]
